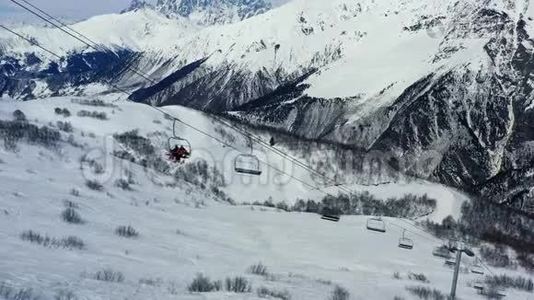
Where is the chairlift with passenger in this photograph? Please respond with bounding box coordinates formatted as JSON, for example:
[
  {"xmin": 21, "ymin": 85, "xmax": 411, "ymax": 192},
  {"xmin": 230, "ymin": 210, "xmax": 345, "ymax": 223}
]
[
  {"xmin": 398, "ymin": 230, "xmax": 414, "ymax": 250},
  {"xmin": 366, "ymin": 217, "xmax": 386, "ymax": 233},
  {"xmin": 234, "ymin": 134, "xmax": 262, "ymax": 176},
  {"xmin": 167, "ymin": 119, "xmax": 192, "ymax": 162}
]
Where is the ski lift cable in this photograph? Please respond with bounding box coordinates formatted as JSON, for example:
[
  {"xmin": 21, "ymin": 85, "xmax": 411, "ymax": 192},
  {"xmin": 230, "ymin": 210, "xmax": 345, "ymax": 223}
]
[
  {"xmin": 391, "ymin": 219, "xmax": 498, "ymax": 277},
  {"xmin": 12, "ymin": 0, "xmax": 393, "ymax": 193},
  {"xmin": 0, "ymin": 25, "xmax": 62, "ymax": 59},
  {"xmin": 10, "ymin": 7, "xmax": 503, "ymax": 275},
  {"xmin": 17, "ymin": 0, "xmax": 103, "ymax": 49},
  {"xmin": 0, "ymin": 24, "xmax": 135, "ymax": 98},
  {"xmin": 0, "ymin": 22, "xmax": 323, "ymax": 194},
  {"xmin": 211, "ymin": 115, "xmax": 393, "ymax": 189},
  {"xmin": 7, "ymin": 5, "xmax": 509, "ymax": 277},
  {"xmin": 210, "ymin": 115, "xmax": 339, "ymax": 183},
  {"xmin": 151, "ymin": 106, "xmax": 325, "ymax": 191},
  {"xmin": 213, "ymin": 114, "xmax": 396, "ymax": 192},
  {"xmin": 10, "ymin": 0, "xmax": 155, "ymax": 85},
  {"xmin": 4, "ymin": 18, "xmax": 490, "ymax": 261},
  {"xmin": 8, "ymin": 0, "xmax": 157, "ymax": 85}
]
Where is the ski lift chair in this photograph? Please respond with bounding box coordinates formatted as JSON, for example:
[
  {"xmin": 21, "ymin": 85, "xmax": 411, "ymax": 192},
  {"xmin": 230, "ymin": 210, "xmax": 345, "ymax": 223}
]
[
  {"xmin": 444, "ymin": 260, "xmax": 456, "ymax": 268},
  {"xmin": 398, "ymin": 230, "xmax": 414, "ymax": 250},
  {"xmin": 168, "ymin": 137, "xmax": 192, "ymax": 155},
  {"xmin": 234, "ymin": 154, "xmax": 262, "ymax": 175},
  {"xmin": 321, "ymin": 214, "xmax": 341, "ymax": 222},
  {"xmin": 473, "ymin": 280, "xmax": 486, "ymax": 294},
  {"xmin": 321, "ymin": 207, "xmax": 341, "ymax": 222},
  {"xmin": 432, "ymin": 245, "xmax": 453, "ymax": 259},
  {"xmin": 366, "ymin": 217, "xmax": 386, "ymax": 233},
  {"xmin": 234, "ymin": 134, "xmax": 262, "ymax": 176},
  {"xmin": 168, "ymin": 119, "xmax": 192, "ymax": 155},
  {"xmin": 470, "ymin": 258, "xmax": 485, "ymax": 275}
]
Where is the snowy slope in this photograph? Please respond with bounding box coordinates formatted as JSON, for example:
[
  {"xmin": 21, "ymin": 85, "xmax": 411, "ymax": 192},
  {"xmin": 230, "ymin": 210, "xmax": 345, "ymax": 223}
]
[
  {"xmin": 0, "ymin": 9, "xmax": 199, "ymax": 58},
  {"xmin": 0, "ymin": 96, "xmax": 467, "ymax": 216},
  {"xmin": 0, "ymin": 98, "xmax": 532, "ymax": 300}
]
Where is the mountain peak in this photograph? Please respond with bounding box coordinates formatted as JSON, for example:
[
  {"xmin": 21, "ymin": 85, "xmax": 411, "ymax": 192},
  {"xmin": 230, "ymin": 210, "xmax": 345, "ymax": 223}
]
[
  {"xmin": 155, "ymin": 0, "xmax": 272, "ymax": 25},
  {"xmin": 121, "ymin": 0, "xmax": 154, "ymax": 13}
]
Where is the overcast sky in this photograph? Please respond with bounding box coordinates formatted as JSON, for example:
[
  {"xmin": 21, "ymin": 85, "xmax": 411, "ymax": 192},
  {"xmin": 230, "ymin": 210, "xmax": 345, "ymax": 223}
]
[
  {"xmin": 0, "ymin": 0, "xmax": 133, "ymax": 23},
  {"xmin": 0, "ymin": 0, "xmax": 290, "ymax": 24}
]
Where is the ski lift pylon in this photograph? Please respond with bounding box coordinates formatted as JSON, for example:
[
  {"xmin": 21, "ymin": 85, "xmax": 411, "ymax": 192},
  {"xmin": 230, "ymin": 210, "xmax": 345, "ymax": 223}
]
[
  {"xmin": 234, "ymin": 134, "xmax": 262, "ymax": 176},
  {"xmin": 398, "ymin": 229, "xmax": 414, "ymax": 250},
  {"xmin": 366, "ymin": 217, "xmax": 386, "ymax": 233}
]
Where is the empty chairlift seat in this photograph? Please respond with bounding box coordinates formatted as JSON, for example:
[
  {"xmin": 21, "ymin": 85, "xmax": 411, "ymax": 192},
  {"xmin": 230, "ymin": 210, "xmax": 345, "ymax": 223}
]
[
  {"xmin": 471, "ymin": 258, "xmax": 485, "ymax": 275},
  {"xmin": 321, "ymin": 214, "xmax": 340, "ymax": 222},
  {"xmin": 234, "ymin": 154, "xmax": 262, "ymax": 175},
  {"xmin": 366, "ymin": 217, "xmax": 386, "ymax": 233},
  {"xmin": 432, "ymin": 245, "xmax": 453, "ymax": 259},
  {"xmin": 398, "ymin": 230, "xmax": 414, "ymax": 250},
  {"xmin": 321, "ymin": 208, "xmax": 341, "ymax": 222}
]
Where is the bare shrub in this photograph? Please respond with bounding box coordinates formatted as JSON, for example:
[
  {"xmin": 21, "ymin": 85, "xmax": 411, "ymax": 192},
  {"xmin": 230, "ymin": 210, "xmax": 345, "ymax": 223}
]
[
  {"xmin": 485, "ymin": 274, "xmax": 534, "ymax": 292},
  {"xmin": 54, "ymin": 108, "xmax": 71, "ymax": 118},
  {"xmin": 56, "ymin": 121, "xmax": 73, "ymax": 133},
  {"xmin": 275, "ymin": 202, "xmax": 290, "ymax": 211},
  {"xmin": 70, "ymin": 188, "xmax": 80, "ymax": 197},
  {"xmin": 0, "ymin": 282, "xmax": 39, "ymax": 300},
  {"xmin": 115, "ymin": 225, "xmax": 139, "ymax": 238},
  {"xmin": 188, "ymin": 274, "xmax": 221, "ymax": 292},
  {"xmin": 408, "ymin": 273, "xmax": 429, "ymax": 283},
  {"xmin": 60, "ymin": 236, "xmax": 85, "ymax": 250},
  {"xmin": 0, "ymin": 119, "xmax": 61, "ymax": 149},
  {"xmin": 61, "ymin": 208, "xmax": 83, "ymax": 224},
  {"xmin": 248, "ymin": 262, "xmax": 269, "ymax": 276},
  {"xmin": 63, "ymin": 200, "xmax": 79, "ymax": 209},
  {"xmin": 81, "ymin": 157, "xmax": 104, "ymax": 174},
  {"xmin": 393, "ymin": 272, "xmax": 402, "ymax": 279},
  {"xmin": 72, "ymin": 99, "xmax": 116, "ymax": 108},
  {"xmin": 138, "ymin": 278, "xmax": 163, "ymax": 287},
  {"xmin": 225, "ymin": 276, "xmax": 251, "ymax": 293},
  {"xmin": 257, "ymin": 287, "xmax": 291, "ymax": 300},
  {"xmin": 115, "ymin": 179, "xmax": 132, "ymax": 191},
  {"xmin": 291, "ymin": 192, "xmax": 436, "ymax": 219},
  {"xmin": 517, "ymin": 253, "xmax": 534, "ymax": 272},
  {"xmin": 330, "ymin": 285, "xmax": 350, "ymax": 300},
  {"xmin": 406, "ymin": 286, "xmax": 446, "ymax": 300},
  {"xmin": 77, "ymin": 110, "xmax": 107, "ymax": 120},
  {"xmin": 85, "ymin": 180, "xmax": 103, "ymax": 191},
  {"xmin": 480, "ymin": 245, "xmax": 515, "ymax": 268},
  {"xmin": 13, "ymin": 110, "xmax": 26, "ymax": 122},
  {"xmin": 93, "ymin": 269, "xmax": 125, "ymax": 283},
  {"xmin": 20, "ymin": 230, "xmax": 84, "ymax": 250},
  {"xmin": 54, "ymin": 289, "xmax": 78, "ymax": 300}
]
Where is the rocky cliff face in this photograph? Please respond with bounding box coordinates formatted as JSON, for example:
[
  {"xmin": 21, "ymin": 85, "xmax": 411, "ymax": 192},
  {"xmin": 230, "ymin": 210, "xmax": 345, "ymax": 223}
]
[{"xmin": 154, "ymin": 0, "xmax": 271, "ymax": 25}]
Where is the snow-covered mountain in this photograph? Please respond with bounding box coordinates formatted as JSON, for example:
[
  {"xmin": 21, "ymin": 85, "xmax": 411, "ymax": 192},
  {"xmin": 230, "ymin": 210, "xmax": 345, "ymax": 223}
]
[
  {"xmin": 1, "ymin": 0, "xmax": 534, "ymax": 214},
  {"xmin": 122, "ymin": 0, "xmax": 272, "ymax": 25},
  {"xmin": 3, "ymin": 96, "xmax": 532, "ymax": 300}
]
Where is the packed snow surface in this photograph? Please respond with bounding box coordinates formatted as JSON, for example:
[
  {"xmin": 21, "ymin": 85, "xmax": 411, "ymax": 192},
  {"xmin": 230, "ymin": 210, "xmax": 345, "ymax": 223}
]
[{"xmin": 0, "ymin": 97, "xmax": 531, "ymax": 299}]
